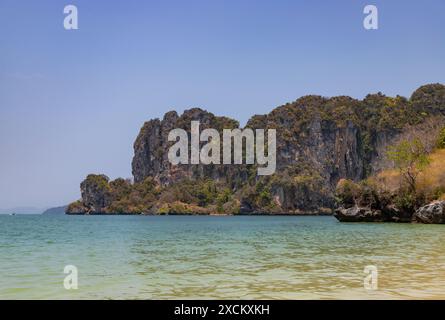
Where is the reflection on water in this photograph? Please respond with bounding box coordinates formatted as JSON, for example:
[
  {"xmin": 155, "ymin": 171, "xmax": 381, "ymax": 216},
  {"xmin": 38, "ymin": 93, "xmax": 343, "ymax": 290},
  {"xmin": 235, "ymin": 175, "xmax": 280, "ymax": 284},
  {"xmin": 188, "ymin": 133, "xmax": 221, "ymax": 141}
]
[{"xmin": 0, "ymin": 215, "xmax": 444, "ymax": 299}]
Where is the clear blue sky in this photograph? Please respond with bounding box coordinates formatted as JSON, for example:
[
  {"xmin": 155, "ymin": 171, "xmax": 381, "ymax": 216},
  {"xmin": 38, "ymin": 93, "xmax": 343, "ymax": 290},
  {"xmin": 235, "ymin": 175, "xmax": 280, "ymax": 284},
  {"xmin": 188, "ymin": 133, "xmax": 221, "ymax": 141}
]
[{"xmin": 0, "ymin": 0, "xmax": 444, "ymax": 209}]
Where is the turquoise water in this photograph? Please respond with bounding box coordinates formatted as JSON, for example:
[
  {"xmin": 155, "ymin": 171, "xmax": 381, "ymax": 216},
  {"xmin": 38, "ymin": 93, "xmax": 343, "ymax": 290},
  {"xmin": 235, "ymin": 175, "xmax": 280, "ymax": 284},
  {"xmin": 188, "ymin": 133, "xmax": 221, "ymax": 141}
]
[{"xmin": 0, "ymin": 215, "xmax": 444, "ymax": 299}]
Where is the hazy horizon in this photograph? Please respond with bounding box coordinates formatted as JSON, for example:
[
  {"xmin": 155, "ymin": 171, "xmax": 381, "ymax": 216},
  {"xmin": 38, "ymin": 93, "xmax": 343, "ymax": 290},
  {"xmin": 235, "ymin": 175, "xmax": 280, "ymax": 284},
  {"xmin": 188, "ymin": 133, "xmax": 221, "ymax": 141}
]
[{"xmin": 1, "ymin": 0, "xmax": 444, "ymax": 208}]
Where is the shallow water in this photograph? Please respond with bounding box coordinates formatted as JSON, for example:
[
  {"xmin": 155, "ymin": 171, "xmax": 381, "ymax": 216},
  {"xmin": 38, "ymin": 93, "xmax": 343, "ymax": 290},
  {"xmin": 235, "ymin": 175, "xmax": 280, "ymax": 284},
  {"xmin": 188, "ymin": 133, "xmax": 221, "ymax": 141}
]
[{"xmin": 0, "ymin": 215, "xmax": 444, "ymax": 299}]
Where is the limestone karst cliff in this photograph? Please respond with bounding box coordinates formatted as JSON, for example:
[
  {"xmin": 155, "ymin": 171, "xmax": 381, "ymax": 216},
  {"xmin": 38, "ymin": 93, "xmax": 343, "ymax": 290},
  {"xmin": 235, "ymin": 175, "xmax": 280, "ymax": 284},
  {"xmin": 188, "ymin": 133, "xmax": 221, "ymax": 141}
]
[{"xmin": 66, "ymin": 83, "xmax": 445, "ymax": 215}]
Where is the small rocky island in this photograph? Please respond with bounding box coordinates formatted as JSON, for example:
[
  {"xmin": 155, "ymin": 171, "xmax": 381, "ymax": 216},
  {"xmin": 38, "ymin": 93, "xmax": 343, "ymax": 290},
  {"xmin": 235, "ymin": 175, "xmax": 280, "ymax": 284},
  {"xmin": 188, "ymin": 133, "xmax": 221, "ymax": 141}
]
[{"xmin": 66, "ymin": 84, "xmax": 445, "ymax": 223}]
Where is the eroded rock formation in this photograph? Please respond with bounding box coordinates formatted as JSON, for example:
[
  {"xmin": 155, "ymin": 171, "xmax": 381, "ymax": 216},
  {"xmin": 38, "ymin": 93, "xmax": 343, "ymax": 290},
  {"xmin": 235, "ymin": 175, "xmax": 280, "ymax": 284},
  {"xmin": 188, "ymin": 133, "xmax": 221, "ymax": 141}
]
[{"xmin": 66, "ymin": 83, "xmax": 445, "ymax": 216}]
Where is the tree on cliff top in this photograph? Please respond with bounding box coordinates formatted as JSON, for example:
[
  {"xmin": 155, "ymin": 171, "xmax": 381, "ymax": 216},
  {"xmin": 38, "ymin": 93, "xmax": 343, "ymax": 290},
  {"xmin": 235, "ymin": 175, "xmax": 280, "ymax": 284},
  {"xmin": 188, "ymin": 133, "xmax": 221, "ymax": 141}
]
[{"xmin": 387, "ymin": 138, "xmax": 430, "ymax": 194}]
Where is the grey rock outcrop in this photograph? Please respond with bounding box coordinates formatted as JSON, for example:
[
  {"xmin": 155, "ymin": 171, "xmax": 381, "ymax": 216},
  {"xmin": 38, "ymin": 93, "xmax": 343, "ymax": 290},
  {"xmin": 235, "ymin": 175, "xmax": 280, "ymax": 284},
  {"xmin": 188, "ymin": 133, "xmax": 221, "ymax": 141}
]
[
  {"xmin": 413, "ymin": 201, "xmax": 445, "ymax": 224},
  {"xmin": 132, "ymin": 108, "xmax": 239, "ymax": 186},
  {"xmin": 334, "ymin": 206, "xmax": 385, "ymax": 222},
  {"xmin": 79, "ymin": 174, "xmax": 112, "ymax": 213},
  {"xmin": 334, "ymin": 205, "xmax": 412, "ymax": 223}
]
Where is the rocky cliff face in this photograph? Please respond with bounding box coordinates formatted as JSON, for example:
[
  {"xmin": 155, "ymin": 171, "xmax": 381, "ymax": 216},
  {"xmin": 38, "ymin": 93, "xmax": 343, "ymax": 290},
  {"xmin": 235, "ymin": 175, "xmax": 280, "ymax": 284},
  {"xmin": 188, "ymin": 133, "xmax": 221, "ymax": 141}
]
[
  {"xmin": 66, "ymin": 175, "xmax": 112, "ymax": 214},
  {"xmin": 67, "ymin": 83, "xmax": 445, "ymax": 215},
  {"xmin": 132, "ymin": 108, "xmax": 239, "ymax": 185},
  {"xmin": 129, "ymin": 104, "xmax": 404, "ymax": 213}
]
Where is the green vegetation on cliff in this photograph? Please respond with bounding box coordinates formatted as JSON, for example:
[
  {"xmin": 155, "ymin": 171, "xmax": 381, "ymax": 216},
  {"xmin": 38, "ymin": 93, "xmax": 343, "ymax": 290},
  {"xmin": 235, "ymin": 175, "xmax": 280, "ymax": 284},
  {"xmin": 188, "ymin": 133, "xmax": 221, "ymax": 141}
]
[{"xmin": 67, "ymin": 176, "xmax": 240, "ymax": 215}]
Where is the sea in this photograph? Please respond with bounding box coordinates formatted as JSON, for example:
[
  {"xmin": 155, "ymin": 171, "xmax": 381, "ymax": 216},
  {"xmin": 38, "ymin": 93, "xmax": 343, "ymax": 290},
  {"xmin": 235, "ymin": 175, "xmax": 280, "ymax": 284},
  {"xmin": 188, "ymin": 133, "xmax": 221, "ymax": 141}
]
[{"xmin": 0, "ymin": 215, "xmax": 444, "ymax": 299}]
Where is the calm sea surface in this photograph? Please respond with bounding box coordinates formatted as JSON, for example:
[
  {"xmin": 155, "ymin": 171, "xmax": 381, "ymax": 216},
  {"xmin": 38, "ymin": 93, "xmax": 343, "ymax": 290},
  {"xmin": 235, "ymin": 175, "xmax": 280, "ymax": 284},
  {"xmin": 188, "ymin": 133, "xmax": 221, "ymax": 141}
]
[{"xmin": 0, "ymin": 215, "xmax": 444, "ymax": 299}]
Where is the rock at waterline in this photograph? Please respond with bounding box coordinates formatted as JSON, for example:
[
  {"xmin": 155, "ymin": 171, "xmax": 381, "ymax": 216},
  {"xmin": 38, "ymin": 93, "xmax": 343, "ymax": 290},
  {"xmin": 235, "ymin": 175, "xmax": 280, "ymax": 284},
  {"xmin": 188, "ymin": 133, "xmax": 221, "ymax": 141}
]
[
  {"xmin": 334, "ymin": 203, "xmax": 413, "ymax": 223},
  {"xmin": 334, "ymin": 206, "xmax": 385, "ymax": 222},
  {"xmin": 413, "ymin": 201, "xmax": 445, "ymax": 224}
]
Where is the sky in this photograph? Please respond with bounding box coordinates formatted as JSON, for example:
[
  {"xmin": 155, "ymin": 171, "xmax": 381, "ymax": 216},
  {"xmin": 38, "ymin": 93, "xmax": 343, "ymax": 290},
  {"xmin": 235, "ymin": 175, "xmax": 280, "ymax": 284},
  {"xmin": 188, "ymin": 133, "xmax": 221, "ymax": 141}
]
[{"xmin": 0, "ymin": 0, "xmax": 444, "ymax": 210}]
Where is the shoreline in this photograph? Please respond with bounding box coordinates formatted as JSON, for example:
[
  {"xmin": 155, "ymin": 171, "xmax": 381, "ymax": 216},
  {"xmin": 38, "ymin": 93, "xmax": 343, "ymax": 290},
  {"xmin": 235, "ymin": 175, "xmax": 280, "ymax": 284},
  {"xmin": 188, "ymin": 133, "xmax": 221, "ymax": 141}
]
[{"xmin": 64, "ymin": 212, "xmax": 334, "ymax": 216}]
